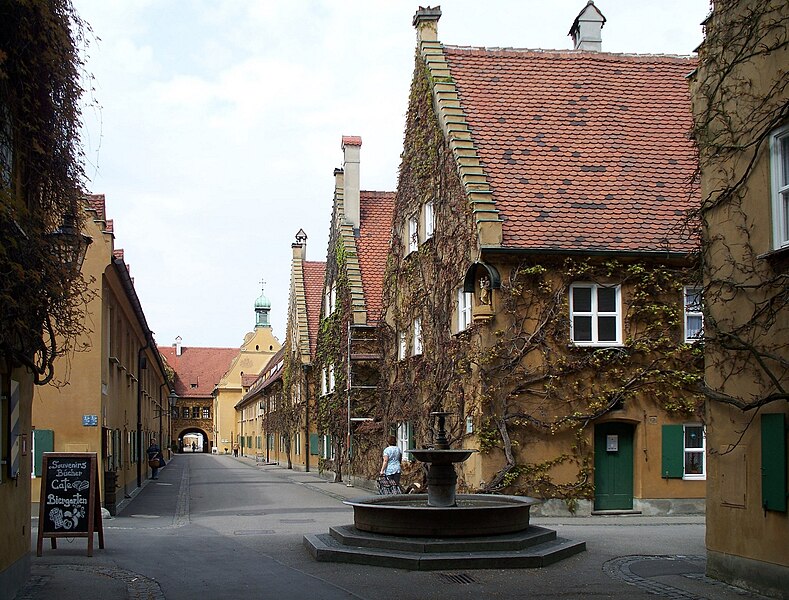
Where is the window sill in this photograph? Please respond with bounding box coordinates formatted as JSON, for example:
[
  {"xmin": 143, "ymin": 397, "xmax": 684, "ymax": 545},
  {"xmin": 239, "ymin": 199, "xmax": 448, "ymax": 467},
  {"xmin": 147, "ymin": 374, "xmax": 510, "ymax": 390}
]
[
  {"xmin": 571, "ymin": 342, "xmax": 624, "ymax": 348},
  {"xmin": 683, "ymin": 475, "xmax": 706, "ymax": 481},
  {"xmin": 758, "ymin": 244, "xmax": 789, "ymax": 261}
]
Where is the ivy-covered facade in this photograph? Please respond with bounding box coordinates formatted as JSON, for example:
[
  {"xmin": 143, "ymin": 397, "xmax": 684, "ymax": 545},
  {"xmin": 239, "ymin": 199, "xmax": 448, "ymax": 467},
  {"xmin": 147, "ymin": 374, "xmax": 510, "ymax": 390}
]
[
  {"xmin": 376, "ymin": 6, "xmax": 706, "ymax": 515},
  {"xmin": 312, "ymin": 137, "xmax": 395, "ymax": 483},
  {"xmin": 690, "ymin": 0, "xmax": 788, "ymax": 594}
]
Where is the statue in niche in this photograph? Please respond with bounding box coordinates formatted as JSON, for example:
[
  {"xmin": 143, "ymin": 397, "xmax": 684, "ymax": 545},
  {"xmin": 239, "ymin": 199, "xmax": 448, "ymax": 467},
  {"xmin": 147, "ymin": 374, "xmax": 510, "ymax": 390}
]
[{"xmin": 478, "ymin": 275, "xmax": 491, "ymax": 306}]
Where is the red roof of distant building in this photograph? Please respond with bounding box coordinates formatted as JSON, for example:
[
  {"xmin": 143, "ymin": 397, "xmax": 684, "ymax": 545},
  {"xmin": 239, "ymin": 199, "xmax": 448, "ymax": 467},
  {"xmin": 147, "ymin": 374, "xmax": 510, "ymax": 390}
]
[
  {"xmin": 357, "ymin": 191, "xmax": 395, "ymax": 323},
  {"xmin": 342, "ymin": 136, "xmax": 362, "ymax": 147},
  {"xmin": 443, "ymin": 47, "xmax": 697, "ymax": 253},
  {"xmin": 159, "ymin": 345, "xmax": 238, "ymax": 398},
  {"xmin": 303, "ymin": 261, "xmax": 326, "ymax": 359}
]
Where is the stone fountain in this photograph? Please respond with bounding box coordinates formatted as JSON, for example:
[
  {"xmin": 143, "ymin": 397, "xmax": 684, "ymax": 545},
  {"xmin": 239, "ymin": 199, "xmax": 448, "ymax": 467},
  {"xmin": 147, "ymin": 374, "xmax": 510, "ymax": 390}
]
[{"xmin": 304, "ymin": 412, "xmax": 585, "ymax": 570}]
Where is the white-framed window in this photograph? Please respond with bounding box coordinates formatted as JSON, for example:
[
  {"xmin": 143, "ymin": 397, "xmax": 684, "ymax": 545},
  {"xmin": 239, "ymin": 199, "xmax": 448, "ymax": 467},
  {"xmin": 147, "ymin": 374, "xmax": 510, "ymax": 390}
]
[
  {"xmin": 424, "ymin": 201, "xmax": 434, "ymax": 239},
  {"xmin": 457, "ymin": 288, "xmax": 473, "ymax": 331},
  {"xmin": 320, "ymin": 367, "xmax": 327, "ymax": 396},
  {"xmin": 294, "ymin": 433, "xmax": 301, "ymax": 456},
  {"xmin": 398, "ymin": 330, "xmax": 407, "ymax": 360},
  {"xmin": 328, "ymin": 364, "xmax": 335, "ymax": 392},
  {"xmin": 569, "ymin": 283, "xmax": 621, "ymax": 345},
  {"xmin": 684, "ymin": 287, "xmax": 703, "ymax": 343},
  {"xmin": 413, "ymin": 318, "xmax": 422, "ymax": 356},
  {"xmin": 408, "ymin": 214, "xmax": 419, "ymax": 254},
  {"xmin": 321, "ymin": 434, "xmax": 334, "ymax": 460},
  {"xmin": 683, "ymin": 424, "xmax": 705, "ymax": 480},
  {"xmin": 280, "ymin": 434, "xmax": 287, "ymax": 452},
  {"xmin": 397, "ymin": 422, "xmax": 413, "ymax": 462},
  {"xmin": 770, "ymin": 124, "xmax": 789, "ymax": 250},
  {"xmin": 324, "ymin": 282, "xmax": 336, "ymax": 315}
]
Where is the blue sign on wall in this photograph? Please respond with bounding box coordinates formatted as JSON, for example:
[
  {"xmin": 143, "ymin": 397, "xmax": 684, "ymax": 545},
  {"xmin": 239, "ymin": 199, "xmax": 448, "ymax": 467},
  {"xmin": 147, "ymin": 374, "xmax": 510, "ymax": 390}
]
[{"xmin": 82, "ymin": 415, "xmax": 98, "ymax": 427}]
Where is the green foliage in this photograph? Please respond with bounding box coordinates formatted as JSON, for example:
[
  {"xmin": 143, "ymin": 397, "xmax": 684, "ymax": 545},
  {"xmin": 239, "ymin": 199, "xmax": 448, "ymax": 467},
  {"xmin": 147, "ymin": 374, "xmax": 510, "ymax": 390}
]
[{"xmin": 0, "ymin": 0, "xmax": 94, "ymax": 384}]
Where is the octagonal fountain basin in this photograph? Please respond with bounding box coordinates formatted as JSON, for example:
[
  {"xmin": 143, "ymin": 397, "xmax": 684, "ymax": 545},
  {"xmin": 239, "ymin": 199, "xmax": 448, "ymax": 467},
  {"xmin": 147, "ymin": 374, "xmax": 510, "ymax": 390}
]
[{"xmin": 344, "ymin": 494, "xmax": 540, "ymax": 537}]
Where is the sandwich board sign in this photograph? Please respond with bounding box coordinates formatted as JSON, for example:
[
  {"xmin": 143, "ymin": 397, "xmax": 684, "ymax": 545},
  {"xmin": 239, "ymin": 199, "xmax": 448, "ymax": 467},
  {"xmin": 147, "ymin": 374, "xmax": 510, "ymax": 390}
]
[{"xmin": 36, "ymin": 452, "xmax": 104, "ymax": 557}]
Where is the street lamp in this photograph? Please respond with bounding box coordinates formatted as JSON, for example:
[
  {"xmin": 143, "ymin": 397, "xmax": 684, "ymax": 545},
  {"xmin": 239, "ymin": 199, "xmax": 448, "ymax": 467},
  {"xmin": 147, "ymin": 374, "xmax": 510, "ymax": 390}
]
[{"xmin": 47, "ymin": 211, "xmax": 92, "ymax": 272}]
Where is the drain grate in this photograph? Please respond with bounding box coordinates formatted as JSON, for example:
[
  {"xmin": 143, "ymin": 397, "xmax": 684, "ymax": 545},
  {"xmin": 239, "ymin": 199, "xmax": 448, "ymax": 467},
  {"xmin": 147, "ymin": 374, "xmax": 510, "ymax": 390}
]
[{"xmin": 436, "ymin": 573, "xmax": 476, "ymax": 585}]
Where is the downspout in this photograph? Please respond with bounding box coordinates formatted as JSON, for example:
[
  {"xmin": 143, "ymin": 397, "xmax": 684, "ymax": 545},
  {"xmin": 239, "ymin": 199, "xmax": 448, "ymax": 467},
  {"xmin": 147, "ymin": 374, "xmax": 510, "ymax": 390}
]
[
  {"xmin": 137, "ymin": 341, "xmax": 149, "ymax": 488},
  {"xmin": 159, "ymin": 382, "xmax": 168, "ymax": 457},
  {"xmin": 304, "ymin": 364, "xmax": 310, "ymax": 472}
]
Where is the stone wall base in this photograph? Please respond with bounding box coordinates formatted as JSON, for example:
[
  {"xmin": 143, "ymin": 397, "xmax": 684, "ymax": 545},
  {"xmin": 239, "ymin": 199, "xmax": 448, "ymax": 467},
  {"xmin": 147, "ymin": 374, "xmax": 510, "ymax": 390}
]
[
  {"xmin": 530, "ymin": 498, "xmax": 705, "ymax": 517},
  {"xmin": 0, "ymin": 551, "xmax": 30, "ymax": 600},
  {"xmin": 707, "ymin": 549, "xmax": 789, "ymax": 599}
]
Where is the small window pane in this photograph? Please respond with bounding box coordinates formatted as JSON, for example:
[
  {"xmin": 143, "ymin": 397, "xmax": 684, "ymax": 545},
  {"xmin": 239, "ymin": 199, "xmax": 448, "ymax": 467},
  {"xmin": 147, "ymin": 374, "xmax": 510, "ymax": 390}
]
[
  {"xmin": 687, "ymin": 315, "xmax": 703, "ymax": 339},
  {"xmin": 685, "ymin": 451, "xmax": 704, "ymax": 475},
  {"xmin": 783, "ymin": 191, "xmax": 789, "ymax": 241},
  {"xmin": 573, "ymin": 316, "xmax": 592, "ymax": 341},
  {"xmin": 572, "ymin": 287, "xmax": 592, "ymax": 312},
  {"xmin": 597, "ymin": 287, "xmax": 616, "ymax": 312},
  {"xmin": 781, "ymin": 136, "xmax": 789, "ymax": 186},
  {"xmin": 598, "ymin": 316, "xmax": 617, "ymax": 341},
  {"xmin": 685, "ymin": 288, "xmax": 701, "ymax": 310},
  {"xmin": 685, "ymin": 425, "xmax": 703, "ymax": 448}
]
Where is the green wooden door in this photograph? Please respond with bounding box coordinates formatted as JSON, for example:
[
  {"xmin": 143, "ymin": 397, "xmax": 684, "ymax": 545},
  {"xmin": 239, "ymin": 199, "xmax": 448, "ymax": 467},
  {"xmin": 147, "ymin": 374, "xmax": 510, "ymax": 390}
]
[{"xmin": 594, "ymin": 422, "xmax": 634, "ymax": 510}]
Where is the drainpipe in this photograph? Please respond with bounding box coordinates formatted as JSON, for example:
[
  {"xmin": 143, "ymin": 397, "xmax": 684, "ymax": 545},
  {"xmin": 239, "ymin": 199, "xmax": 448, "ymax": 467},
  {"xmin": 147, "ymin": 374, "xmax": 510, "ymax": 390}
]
[
  {"xmin": 304, "ymin": 364, "xmax": 310, "ymax": 472},
  {"xmin": 137, "ymin": 341, "xmax": 149, "ymax": 488}
]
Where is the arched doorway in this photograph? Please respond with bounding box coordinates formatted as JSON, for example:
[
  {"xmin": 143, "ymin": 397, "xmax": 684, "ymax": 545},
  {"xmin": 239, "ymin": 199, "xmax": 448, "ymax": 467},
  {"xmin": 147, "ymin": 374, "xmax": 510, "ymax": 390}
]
[{"xmin": 177, "ymin": 427, "xmax": 211, "ymax": 453}]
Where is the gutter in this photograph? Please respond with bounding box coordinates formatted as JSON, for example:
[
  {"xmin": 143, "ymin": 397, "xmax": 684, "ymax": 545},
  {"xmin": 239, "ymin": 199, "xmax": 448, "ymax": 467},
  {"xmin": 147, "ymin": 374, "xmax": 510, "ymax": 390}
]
[{"xmin": 480, "ymin": 246, "xmax": 695, "ymax": 261}]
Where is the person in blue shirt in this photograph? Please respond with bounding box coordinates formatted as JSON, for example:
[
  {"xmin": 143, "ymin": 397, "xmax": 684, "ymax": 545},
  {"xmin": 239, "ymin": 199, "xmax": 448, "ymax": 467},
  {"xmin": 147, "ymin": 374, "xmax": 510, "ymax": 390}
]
[
  {"xmin": 147, "ymin": 440, "xmax": 165, "ymax": 480},
  {"xmin": 379, "ymin": 435, "xmax": 402, "ymax": 486}
]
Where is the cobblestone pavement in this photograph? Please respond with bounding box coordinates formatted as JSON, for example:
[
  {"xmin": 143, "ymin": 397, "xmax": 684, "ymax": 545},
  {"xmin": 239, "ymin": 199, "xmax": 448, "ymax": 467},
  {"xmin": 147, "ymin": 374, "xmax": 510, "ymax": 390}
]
[{"xmin": 17, "ymin": 565, "xmax": 164, "ymax": 600}]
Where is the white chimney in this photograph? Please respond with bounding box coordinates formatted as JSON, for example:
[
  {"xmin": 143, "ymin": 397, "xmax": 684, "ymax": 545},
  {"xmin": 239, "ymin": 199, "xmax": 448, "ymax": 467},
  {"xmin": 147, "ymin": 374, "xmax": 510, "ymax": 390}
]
[
  {"xmin": 293, "ymin": 229, "xmax": 307, "ymax": 260},
  {"xmin": 175, "ymin": 335, "xmax": 182, "ymax": 356},
  {"xmin": 341, "ymin": 136, "xmax": 361, "ymax": 231},
  {"xmin": 569, "ymin": 1, "xmax": 606, "ymax": 52}
]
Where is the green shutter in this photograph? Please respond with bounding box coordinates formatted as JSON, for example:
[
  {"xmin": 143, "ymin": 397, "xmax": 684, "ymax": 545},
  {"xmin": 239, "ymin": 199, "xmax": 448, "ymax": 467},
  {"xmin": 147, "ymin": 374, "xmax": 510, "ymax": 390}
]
[
  {"xmin": 761, "ymin": 413, "xmax": 787, "ymax": 512},
  {"xmin": 309, "ymin": 433, "xmax": 319, "ymax": 455},
  {"xmin": 661, "ymin": 424, "xmax": 684, "ymax": 478},
  {"xmin": 33, "ymin": 430, "xmax": 54, "ymax": 477}
]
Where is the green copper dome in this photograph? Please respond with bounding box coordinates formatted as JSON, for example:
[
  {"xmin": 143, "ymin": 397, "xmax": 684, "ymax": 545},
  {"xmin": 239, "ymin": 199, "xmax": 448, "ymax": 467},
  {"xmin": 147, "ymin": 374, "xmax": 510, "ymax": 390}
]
[{"xmin": 255, "ymin": 280, "xmax": 271, "ymax": 327}]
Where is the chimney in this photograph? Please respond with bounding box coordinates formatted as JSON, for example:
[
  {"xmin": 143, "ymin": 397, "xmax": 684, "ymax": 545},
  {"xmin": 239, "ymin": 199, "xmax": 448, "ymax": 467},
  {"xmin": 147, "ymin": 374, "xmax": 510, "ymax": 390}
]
[
  {"xmin": 569, "ymin": 1, "xmax": 606, "ymax": 52},
  {"xmin": 292, "ymin": 229, "xmax": 307, "ymax": 260},
  {"xmin": 175, "ymin": 335, "xmax": 182, "ymax": 356},
  {"xmin": 341, "ymin": 136, "xmax": 361, "ymax": 231},
  {"xmin": 413, "ymin": 6, "xmax": 441, "ymax": 43}
]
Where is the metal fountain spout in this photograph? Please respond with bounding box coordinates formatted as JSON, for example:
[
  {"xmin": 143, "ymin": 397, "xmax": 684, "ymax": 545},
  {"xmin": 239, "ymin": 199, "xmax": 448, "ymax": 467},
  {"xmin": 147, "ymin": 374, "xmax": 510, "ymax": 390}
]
[{"xmin": 408, "ymin": 411, "xmax": 476, "ymax": 507}]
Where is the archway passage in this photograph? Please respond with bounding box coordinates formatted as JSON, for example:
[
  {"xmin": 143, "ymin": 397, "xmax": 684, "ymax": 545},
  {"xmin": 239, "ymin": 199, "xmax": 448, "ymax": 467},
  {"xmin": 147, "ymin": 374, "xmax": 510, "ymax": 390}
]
[{"xmin": 177, "ymin": 428, "xmax": 211, "ymax": 453}]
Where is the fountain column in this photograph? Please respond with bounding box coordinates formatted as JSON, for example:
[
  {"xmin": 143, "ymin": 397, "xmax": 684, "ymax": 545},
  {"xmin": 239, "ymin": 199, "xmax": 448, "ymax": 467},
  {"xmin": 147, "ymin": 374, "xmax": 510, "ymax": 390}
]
[{"xmin": 426, "ymin": 412, "xmax": 458, "ymax": 507}]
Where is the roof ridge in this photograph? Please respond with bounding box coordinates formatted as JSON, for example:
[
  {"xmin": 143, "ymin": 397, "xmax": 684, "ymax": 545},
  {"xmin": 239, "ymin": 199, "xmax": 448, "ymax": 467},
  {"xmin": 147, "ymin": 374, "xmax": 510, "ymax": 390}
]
[{"xmin": 443, "ymin": 45, "xmax": 696, "ymax": 60}]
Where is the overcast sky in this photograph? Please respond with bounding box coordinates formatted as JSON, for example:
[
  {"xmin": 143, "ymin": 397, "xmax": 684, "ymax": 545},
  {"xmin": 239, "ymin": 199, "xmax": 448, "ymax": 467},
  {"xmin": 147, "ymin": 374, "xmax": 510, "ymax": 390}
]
[{"xmin": 72, "ymin": 0, "xmax": 710, "ymax": 349}]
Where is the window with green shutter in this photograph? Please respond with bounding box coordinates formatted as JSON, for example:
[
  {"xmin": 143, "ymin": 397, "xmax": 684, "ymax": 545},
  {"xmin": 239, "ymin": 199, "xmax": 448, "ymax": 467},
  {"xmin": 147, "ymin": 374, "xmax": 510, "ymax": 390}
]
[
  {"xmin": 309, "ymin": 433, "xmax": 319, "ymax": 455},
  {"xmin": 661, "ymin": 424, "xmax": 684, "ymax": 478},
  {"xmin": 33, "ymin": 429, "xmax": 54, "ymax": 477},
  {"xmin": 761, "ymin": 413, "xmax": 787, "ymax": 512}
]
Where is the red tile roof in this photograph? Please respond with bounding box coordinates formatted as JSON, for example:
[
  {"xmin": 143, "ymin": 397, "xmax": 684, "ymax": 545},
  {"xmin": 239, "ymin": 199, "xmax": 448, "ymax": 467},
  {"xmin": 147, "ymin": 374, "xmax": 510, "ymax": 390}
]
[
  {"xmin": 357, "ymin": 191, "xmax": 395, "ymax": 323},
  {"xmin": 302, "ymin": 261, "xmax": 326, "ymax": 359},
  {"xmin": 443, "ymin": 48, "xmax": 697, "ymax": 253},
  {"xmin": 342, "ymin": 135, "xmax": 362, "ymax": 147},
  {"xmin": 85, "ymin": 194, "xmax": 106, "ymax": 221},
  {"xmin": 159, "ymin": 345, "xmax": 238, "ymax": 398}
]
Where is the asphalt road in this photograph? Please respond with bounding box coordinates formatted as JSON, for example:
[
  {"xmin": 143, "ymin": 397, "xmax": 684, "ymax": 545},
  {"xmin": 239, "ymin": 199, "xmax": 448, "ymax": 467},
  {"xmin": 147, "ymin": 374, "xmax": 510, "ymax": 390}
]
[{"xmin": 21, "ymin": 453, "xmax": 767, "ymax": 600}]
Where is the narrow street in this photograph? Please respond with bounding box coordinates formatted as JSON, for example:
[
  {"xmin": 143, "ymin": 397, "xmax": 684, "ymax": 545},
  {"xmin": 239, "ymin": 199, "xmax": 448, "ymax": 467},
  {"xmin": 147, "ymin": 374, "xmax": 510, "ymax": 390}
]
[{"xmin": 20, "ymin": 454, "xmax": 762, "ymax": 600}]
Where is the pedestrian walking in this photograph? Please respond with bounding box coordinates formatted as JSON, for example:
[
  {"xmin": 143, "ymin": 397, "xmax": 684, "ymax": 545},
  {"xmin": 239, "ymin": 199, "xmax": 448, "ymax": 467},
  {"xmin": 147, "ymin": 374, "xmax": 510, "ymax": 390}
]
[
  {"xmin": 379, "ymin": 435, "xmax": 402, "ymax": 493},
  {"xmin": 147, "ymin": 439, "xmax": 165, "ymax": 480}
]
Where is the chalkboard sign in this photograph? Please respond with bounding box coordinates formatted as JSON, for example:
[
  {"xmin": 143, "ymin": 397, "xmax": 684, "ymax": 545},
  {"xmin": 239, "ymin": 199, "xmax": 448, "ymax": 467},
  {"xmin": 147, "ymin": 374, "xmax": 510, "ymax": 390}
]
[{"xmin": 36, "ymin": 452, "xmax": 104, "ymax": 557}]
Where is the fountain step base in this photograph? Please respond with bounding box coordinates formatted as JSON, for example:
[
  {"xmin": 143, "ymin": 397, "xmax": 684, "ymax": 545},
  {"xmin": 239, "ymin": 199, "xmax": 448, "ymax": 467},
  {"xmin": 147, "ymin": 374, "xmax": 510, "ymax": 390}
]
[{"xmin": 304, "ymin": 525, "xmax": 585, "ymax": 571}]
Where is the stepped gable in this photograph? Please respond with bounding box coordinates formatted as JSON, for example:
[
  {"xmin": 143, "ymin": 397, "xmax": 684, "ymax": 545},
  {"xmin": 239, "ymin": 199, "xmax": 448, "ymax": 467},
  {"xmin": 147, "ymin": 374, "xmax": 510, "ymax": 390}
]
[
  {"xmin": 357, "ymin": 191, "xmax": 395, "ymax": 324},
  {"xmin": 159, "ymin": 345, "xmax": 237, "ymax": 398},
  {"xmin": 303, "ymin": 261, "xmax": 326, "ymax": 360},
  {"xmin": 442, "ymin": 47, "xmax": 697, "ymax": 253}
]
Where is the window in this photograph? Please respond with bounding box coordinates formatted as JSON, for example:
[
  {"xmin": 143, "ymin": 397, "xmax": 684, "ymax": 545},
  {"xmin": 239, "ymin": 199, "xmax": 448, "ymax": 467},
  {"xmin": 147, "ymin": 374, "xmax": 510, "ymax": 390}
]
[
  {"xmin": 182, "ymin": 407, "xmax": 190, "ymax": 419},
  {"xmin": 661, "ymin": 424, "xmax": 705, "ymax": 480},
  {"xmin": 321, "ymin": 434, "xmax": 334, "ymax": 460},
  {"xmin": 321, "ymin": 367, "xmax": 327, "ymax": 396},
  {"xmin": 424, "ymin": 201, "xmax": 434, "ymax": 239},
  {"xmin": 684, "ymin": 287, "xmax": 703, "ymax": 342},
  {"xmin": 770, "ymin": 125, "xmax": 789, "ymax": 249},
  {"xmin": 294, "ymin": 433, "xmax": 301, "ymax": 456},
  {"xmin": 396, "ymin": 422, "xmax": 414, "ymax": 462},
  {"xmin": 570, "ymin": 284, "xmax": 621, "ymax": 345},
  {"xmin": 202, "ymin": 407, "xmax": 210, "ymax": 419},
  {"xmin": 413, "ymin": 318, "xmax": 422, "ymax": 356},
  {"xmin": 324, "ymin": 282, "xmax": 336, "ymax": 315},
  {"xmin": 192, "ymin": 407, "xmax": 200, "ymax": 419},
  {"xmin": 328, "ymin": 364, "xmax": 335, "ymax": 392},
  {"xmin": 172, "ymin": 407, "xmax": 178, "ymax": 419},
  {"xmin": 683, "ymin": 425, "xmax": 705, "ymax": 479},
  {"xmin": 408, "ymin": 214, "xmax": 419, "ymax": 253},
  {"xmin": 398, "ymin": 331, "xmax": 407, "ymax": 360},
  {"xmin": 457, "ymin": 288, "xmax": 473, "ymax": 331}
]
